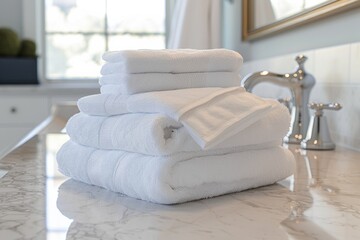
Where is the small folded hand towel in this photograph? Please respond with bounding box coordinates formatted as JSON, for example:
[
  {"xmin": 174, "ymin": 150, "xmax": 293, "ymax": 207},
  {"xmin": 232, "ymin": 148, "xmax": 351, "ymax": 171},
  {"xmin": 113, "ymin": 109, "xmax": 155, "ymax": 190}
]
[
  {"xmin": 77, "ymin": 87, "xmax": 273, "ymax": 149},
  {"xmin": 57, "ymin": 141, "xmax": 295, "ymax": 204},
  {"xmin": 68, "ymin": 99, "xmax": 289, "ymax": 155},
  {"xmin": 100, "ymin": 85, "xmax": 129, "ymax": 95},
  {"xmin": 99, "ymin": 72, "xmax": 240, "ymax": 95},
  {"xmin": 77, "ymin": 94, "xmax": 128, "ymax": 116},
  {"xmin": 101, "ymin": 49, "xmax": 243, "ymax": 74}
]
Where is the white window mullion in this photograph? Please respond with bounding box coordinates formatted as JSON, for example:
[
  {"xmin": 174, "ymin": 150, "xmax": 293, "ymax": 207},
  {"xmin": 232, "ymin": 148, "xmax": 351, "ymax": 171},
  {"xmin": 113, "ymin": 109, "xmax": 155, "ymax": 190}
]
[
  {"xmin": 165, "ymin": 0, "xmax": 176, "ymax": 48},
  {"xmin": 23, "ymin": 0, "xmax": 45, "ymax": 83}
]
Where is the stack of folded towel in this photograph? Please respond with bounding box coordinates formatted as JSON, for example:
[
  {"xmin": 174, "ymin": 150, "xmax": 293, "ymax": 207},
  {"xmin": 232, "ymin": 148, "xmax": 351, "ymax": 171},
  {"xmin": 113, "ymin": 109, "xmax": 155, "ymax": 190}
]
[
  {"xmin": 99, "ymin": 49, "xmax": 242, "ymax": 95},
  {"xmin": 57, "ymin": 49, "xmax": 295, "ymax": 204}
]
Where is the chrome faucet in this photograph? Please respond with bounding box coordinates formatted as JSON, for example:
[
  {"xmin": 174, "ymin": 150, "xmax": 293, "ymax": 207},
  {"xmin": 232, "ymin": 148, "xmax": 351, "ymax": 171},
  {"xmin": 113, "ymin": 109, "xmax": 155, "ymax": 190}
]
[{"xmin": 242, "ymin": 55, "xmax": 316, "ymax": 144}]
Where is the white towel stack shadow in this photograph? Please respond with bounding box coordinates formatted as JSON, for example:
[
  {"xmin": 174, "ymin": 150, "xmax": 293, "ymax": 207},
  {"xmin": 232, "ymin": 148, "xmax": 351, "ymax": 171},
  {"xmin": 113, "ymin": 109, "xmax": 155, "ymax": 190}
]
[{"xmin": 57, "ymin": 49, "xmax": 295, "ymax": 204}]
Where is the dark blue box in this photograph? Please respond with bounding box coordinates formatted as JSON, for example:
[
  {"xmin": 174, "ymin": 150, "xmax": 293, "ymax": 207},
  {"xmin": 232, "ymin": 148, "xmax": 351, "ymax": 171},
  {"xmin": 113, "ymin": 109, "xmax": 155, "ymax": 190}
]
[{"xmin": 0, "ymin": 57, "xmax": 39, "ymax": 85}]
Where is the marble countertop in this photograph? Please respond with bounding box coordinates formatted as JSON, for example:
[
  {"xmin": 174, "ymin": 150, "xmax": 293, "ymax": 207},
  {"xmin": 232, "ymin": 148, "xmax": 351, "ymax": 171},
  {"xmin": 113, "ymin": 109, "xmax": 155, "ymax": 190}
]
[{"xmin": 1, "ymin": 107, "xmax": 360, "ymax": 240}]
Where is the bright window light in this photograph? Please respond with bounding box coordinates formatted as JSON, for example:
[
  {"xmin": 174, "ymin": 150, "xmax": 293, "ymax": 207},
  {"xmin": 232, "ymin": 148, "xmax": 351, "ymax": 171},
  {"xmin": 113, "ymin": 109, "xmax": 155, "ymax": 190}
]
[{"xmin": 44, "ymin": 0, "xmax": 165, "ymax": 80}]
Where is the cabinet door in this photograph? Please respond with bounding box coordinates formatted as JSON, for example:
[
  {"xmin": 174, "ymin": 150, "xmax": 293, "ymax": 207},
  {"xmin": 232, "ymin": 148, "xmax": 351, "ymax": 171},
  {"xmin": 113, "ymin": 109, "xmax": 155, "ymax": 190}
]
[{"xmin": 0, "ymin": 127, "xmax": 32, "ymax": 159}]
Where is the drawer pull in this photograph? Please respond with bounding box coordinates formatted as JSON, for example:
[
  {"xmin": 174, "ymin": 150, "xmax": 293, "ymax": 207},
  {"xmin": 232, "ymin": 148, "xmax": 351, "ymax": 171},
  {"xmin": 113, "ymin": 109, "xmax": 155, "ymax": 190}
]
[{"xmin": 10, "ymin": 107, "xmax": 17, "ymax": 114}]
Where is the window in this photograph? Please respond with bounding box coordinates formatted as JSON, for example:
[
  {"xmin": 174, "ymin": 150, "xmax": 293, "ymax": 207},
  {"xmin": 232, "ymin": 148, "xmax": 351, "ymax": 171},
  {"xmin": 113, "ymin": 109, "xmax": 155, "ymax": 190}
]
[{"xmin": 44, "ymin": 0, "xmax": 166, "ymax": 80}]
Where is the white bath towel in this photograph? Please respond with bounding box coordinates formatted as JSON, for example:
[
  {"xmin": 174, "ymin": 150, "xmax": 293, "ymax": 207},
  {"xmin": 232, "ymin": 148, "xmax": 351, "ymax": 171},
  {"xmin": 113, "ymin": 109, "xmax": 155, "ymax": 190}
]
[
  {"xmin": 57, "ymin": 141, "xmax": 295, "ymax": 204},
  {"xmin": 99, "ymin": 72, "xmax": 240, "ymax": 95},
  {"xmin": 101, "ymin": 49, "xmax": 243, "ymax": 74},
  {"xmin": 77, "ymin": 94, "xmax": 128, "ymax": 116},
  {"xmin": 100, "ymin": 85, "xmax": 128, "ymax": 95},
  {"xmin": 77, "ymin": 87, "xmax": 272, "ymax": 149},
  {"xmin": 67, "ymin": 99, "xmax": 290, "ymax": 155}
]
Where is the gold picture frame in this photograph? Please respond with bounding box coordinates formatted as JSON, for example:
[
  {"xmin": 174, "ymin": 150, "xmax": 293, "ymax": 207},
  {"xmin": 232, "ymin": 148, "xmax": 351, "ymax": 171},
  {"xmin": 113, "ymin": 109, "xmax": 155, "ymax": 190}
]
[{"xmin": 242, "ymin": 0, "xmax": 360, "ymax": 40}]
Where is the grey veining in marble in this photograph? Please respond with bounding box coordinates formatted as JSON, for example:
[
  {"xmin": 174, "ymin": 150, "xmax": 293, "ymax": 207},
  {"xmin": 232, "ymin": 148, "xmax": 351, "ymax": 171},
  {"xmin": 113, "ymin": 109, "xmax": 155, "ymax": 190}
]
[{"xmin": 1, "ymin": 107, "xmax": 360, "ymax": 239}]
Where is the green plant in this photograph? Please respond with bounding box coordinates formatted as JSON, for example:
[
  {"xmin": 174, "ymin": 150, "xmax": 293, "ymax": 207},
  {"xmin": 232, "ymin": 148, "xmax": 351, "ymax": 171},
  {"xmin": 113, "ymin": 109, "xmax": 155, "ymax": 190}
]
[
  {"xmin": 0, "ymin": 28, "xmax": 21, "ymax": 57},
  {"xmin": 18, "ymin": 39, "xmax": 36, "ymax": 57}
]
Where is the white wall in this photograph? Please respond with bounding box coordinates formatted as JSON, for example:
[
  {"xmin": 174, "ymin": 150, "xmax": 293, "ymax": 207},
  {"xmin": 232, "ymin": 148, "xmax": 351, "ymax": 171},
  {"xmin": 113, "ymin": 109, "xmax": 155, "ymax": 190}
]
[
  {"xmin": 0, "ymin": 0, "xmax": 23, "ymax": 36},
  {"xmin": 222, "ymin": 1, "xmax": 360, "ymax": 150},
  {"xmin": 222, "ymin": 0, "xmax": 360, "ymax": 61},
  {"xmin": 0, "ymin": 0, "xmax": 39, "ymax": 41},
  {"xmin": 240, "ymin": 43, "xmax": 360, "ymax": 150}
]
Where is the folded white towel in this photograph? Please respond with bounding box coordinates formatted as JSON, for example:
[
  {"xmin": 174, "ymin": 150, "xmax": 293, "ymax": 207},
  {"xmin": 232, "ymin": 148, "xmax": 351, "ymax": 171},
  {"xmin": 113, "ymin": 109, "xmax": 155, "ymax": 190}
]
[
  {"xmin": 77, "ymin": 94, "xmax": 128, "ymax": 116},
  {"xmin": 77, "ymin": 87, "xmax": 272, "ymax": 149},
  {"xmin": 100, "ymin": 85, "xmax": 128, "ymax": 95},
  {"xmin": 67, "ymin": 99, "xmax": 289, "ymax": 155},
  {"xmin": 101, "ymin": 49, "xmax": 243, "ymax": 74},
  {"xmin": 57, "ymin": 141, "xmax": 295, "ymax": 204},
  {"xmin": 99, "ymin": 72, "xmax": 240, "ymax": 95}
]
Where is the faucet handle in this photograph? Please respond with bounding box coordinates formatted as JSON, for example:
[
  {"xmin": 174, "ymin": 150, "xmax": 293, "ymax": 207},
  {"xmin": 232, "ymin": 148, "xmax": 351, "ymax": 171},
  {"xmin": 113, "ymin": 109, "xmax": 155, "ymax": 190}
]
[
  {"xmin": 295, "ymin": 55, "xmax": 308, "ymax": 69},
  {"xmin": 301, "ymin": 102, "xmax": 341, "ymax": 150},
  {"xmin": 308, "ymin": 102, "xmax": 342, "ymax": 116}
]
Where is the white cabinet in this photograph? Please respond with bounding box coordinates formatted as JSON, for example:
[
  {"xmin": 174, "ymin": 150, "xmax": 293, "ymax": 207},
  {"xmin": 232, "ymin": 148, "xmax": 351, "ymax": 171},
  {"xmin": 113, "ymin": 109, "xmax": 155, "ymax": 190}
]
[
  {"xmin": 0, "ymin": 96, "xmax": 49, "ymax": 125},
  {"xmin": 0, "ymin": 127, "xmax": 33, "ymax": 158},
  {"xmin": 0, "ymin": 84, "xmax": 99, "ymax": 159},
  {"xmin": 0, "ymin": 96, "xmax": 50, "ymax": 159}
]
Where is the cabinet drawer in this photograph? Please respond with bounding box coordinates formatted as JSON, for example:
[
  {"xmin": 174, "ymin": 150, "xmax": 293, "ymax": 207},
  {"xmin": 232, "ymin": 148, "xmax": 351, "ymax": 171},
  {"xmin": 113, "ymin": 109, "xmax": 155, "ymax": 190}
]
[{"xmin": 0, "ymin": 97, "xmax": 49, "ymax": 125}]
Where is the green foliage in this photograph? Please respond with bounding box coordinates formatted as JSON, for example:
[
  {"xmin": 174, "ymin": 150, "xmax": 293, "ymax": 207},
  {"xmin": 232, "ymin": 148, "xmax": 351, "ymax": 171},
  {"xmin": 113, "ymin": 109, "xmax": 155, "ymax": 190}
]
[
  {"xmin": 18, "ymin": 39, "xmax": 36, "ymax": 58},
  {"xmin": 0, "ymin": 28, "xmax": 37, "ymax": 58},
  {"xmin": 0, "ymin": 28, "xmax": 20, "ymax": 57}
]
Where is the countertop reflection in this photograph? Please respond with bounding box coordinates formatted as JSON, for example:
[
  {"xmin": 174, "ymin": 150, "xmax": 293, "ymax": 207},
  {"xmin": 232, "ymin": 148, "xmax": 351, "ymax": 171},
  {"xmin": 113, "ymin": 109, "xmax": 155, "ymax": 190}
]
[{"xmin": 0, "ymin": 106, "xmax": 360, "ymax": 239}]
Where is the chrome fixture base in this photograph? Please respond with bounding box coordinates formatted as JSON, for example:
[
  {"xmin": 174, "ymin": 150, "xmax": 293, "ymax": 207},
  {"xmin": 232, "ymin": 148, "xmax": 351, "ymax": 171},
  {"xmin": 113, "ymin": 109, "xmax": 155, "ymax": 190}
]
[
  {"xmin": 301, "ymin": 102, "xmax": 342, "ymax": 150},
  {"xmin": 242, "ymin": 55, "xmax": 316, "ymax": 144}
]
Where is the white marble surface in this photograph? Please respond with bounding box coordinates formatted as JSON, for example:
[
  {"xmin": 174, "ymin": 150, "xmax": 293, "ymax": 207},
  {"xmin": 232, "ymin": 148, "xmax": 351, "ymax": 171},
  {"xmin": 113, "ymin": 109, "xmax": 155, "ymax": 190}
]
[{"xmin": 1, "ymin": 115, "xmax": 360, "ymax": 239}]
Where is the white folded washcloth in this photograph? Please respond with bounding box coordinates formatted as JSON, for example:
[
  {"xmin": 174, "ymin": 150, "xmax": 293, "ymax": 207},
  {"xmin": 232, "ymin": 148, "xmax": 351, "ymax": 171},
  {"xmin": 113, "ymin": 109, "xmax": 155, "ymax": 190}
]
[
  {"xmin": 101, "ymin": 49, "xmax": 243, "ymax": 74},
  {"xmin": 98, "ymin": 72, "xmax": 240, "ymax": 95},
  {"xmin": 67, "ymin": 99, "xmax": 289, "ymax": 155},
  {"xmin": 57, "ymin": 141, "xmax": 295, "ymax": 204},
  {"xmin": 77, "ymin": 87, "xmax": 273, "ymax": 149}
]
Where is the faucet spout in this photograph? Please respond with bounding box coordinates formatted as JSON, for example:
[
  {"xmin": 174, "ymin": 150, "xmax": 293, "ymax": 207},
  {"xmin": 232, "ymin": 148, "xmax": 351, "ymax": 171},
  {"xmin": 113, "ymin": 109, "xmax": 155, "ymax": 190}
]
[
  {"xmin": 242, "ymin": 55, "xmax": 316, "ymax": 144},
  {"xmin": 243, "ymin": 71, "xmax": 300, "ymax": 92}
]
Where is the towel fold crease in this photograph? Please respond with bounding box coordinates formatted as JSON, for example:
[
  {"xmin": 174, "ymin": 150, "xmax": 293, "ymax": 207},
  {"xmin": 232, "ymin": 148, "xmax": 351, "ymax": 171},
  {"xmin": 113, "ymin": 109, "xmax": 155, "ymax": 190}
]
[
  {"xmin": 77, "ymin": 87, "xmax": 274, "ymax": 149},
  {"xmin": 69, "ymin": 99, "xmax": 289, "ymax": 155},
  {"xmin": 99, "ymin": 72, "xmax": 240, "ymax": 95},
  {"xmin": 57, "ymin": 141, "xmax": 295, "ymax": 204},
  {"xmin": 101, "ymin": 49, "xmax": 243, "ymax": 74}
]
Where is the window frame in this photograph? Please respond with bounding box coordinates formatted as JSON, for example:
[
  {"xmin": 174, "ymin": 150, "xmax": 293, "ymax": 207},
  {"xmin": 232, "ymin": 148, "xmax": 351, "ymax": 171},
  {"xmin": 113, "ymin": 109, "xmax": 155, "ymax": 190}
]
[{"xmin": 34, "ymin": 0, "xmax": 172, "ymax": 83}]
